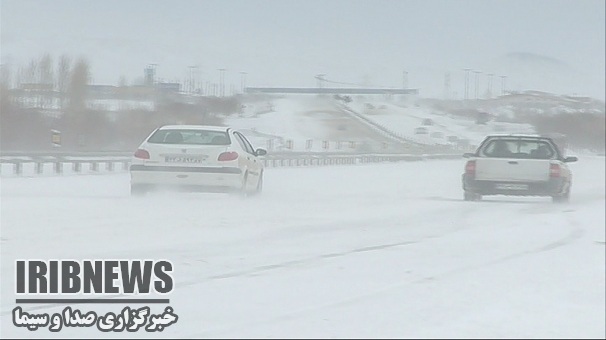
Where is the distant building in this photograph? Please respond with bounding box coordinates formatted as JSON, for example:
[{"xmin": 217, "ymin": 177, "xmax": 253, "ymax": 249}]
[
  {"xmin": 20, "ymin": 83, "xmax": 54, "ymax": 92},
  {"xmin": 156, "ymin": 82, "xmax": 181, "ymax": 93},
  {"xmin": 86, "ymin": 85, "xmax": 117, "ymax": 98},
  {"xmin": 144, "ymin": 66, "xmax": 156, "ymax": 86}
]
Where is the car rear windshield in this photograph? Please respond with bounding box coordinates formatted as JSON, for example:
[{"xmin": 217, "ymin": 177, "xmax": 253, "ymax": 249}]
[
  {"xmin": 480, "ymin": 139, "xmax": 557, "ymax": 159},
  {"xmin": 147, "ymin": 129, "xmax": 230, "ymax": 145}
]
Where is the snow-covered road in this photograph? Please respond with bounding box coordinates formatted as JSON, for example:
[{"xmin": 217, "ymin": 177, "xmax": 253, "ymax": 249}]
[{"xmin": 1, "ymin": 156, "xmax": 604, "ymax": 338}]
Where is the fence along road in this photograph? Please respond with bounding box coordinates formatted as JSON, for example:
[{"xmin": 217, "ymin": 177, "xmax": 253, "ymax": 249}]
[{"xmin": 0, "ymin": 149, "xmax": 463, "ymax": 177}]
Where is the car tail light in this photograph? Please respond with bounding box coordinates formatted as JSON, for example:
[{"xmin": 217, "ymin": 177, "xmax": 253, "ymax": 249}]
[
  {"xmin": 550, "ymin": 163, "xmax": 561, "ymax": 177},
  {"xmin": 134, "ymin": 149, "xmax": 150, "ymax": 159},
  {"xmin": 465, "ymin": 160, "xmax": 476, "ymax": 176},
  {"xmin": 218, "ymin": 151, "xmax": 239, "ymax": 161}
]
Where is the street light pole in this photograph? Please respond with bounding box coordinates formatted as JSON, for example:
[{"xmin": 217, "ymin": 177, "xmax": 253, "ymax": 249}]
[
  {"xmin": 218, "ymin": 68, "xmax": 226, "ymax": 97},
  {"xmin": 240, "ymin": 71, "xmax": 247, "ymax": 94},
  {"xmin": 463, "ymin": 68, "xmax": 471, "ymax": 100}
]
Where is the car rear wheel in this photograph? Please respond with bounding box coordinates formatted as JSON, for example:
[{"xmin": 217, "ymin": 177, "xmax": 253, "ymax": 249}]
[
  {"xmin": 464, "ymin": 191, "xmax": 481, "ymax": 201},
  {"xmin": 552, "ymin": 188, "xmax": 570, "ymax": 203},
  {"xmin": 131, "ymin": 184, "xmax": 148, "ymax": 196}
]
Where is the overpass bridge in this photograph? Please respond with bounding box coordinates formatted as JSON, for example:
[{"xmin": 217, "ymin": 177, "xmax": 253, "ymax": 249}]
[{"xmin": 245, "ymin": 87, "xmax": 419, "ymax": 95}]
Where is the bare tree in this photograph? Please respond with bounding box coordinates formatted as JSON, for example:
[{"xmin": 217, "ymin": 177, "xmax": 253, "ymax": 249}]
[
  {"xmin": 0, "ymin": 64, "xmax": 12, "ymax": 112},
  {"xmin": 57, "ymin": 55, "xmax": 71, "ymax": 110},
  {"xmin": 118, "ymin": 75, "xmax": 127, "ymax": 87},
  {"xmin": 38, "ymin": 54, "xmax": 54, "ymax": 109},
  {"xmin": 0, "ymin": 63, "xmax": 11, "ymax": 88},
  {"xmin": 39, "ymin": 54, "xmax": 54, "ymax": 86},
  {"xmin": 14, "ymin": 67, "xmax": 25, "ymax": 90},
  {"xmin": 67, "ymin": 57, "xmax": 90, "ymax": 115},
  {"xmin": 24, "ymin": 59, "xmax": 38, "ymax": 85}
]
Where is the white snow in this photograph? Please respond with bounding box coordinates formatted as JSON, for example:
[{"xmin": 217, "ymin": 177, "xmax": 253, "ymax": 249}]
[
  {"xmin": 343, "ymin": 98, "xmax": 537, "ymax": 148},
  {"xmin": 225, "ymin": 96, "xmax": 399, "ymax": 152},
  {"xmin": 1, "ymin": 155, "xmax": 604, "ymax": 338},
  {"xmin": 219, "ymin": 94, "xmax": 544, "ymax": 154}
]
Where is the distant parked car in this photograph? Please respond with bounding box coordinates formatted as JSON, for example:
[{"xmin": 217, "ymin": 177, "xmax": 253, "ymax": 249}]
[
  {"xmin": 462, "ymin": 134, "xmax": 577, "ymax": 202},
  {"xmin": 447, "ymin": 135, "xmax": 459, "ymax": 143},
  {"xmin": 457, "ymin": 139, "xmax": 471, "ymax": 148},
  {"xmin": 130, "ymin": 125, "xmax": 266, "ymax": 196},
  {"xmin": 422, "ymin": 118, "xmax": 434, "ymax": 126},
  {"xmin": 476, "ymin": 111, "xmax": 491, "ymax": 125},
  {"xmin": 414, "ymin": 127, "xmax": 429, "ymax": 135}
]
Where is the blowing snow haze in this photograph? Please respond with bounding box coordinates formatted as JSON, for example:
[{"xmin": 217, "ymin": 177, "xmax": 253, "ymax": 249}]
[{"xmin": 1, "ymin": 0, "xmax": 605, "ymax": 100}]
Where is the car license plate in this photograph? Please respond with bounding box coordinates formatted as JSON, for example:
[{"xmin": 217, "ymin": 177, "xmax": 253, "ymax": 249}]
[
  {"xmin": 495, "ymin": 183, "xmax": 529, "ymax": 190},
  {"xmin": 165, "ymin": 155, "xmax": 206, "ymax": 163}
]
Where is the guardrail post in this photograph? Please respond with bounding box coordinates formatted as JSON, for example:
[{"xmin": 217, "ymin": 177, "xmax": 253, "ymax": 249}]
[
  {"xmin": 15, "ymin": 162, "xmax": 23, "ymax": 176},
  {"xmin": 35, "ymin": 162, "xmax": 43, "ymax": 175},
  {"xmin": 54, "ymin": 162, "xmax": 62, "ymax": 175}
]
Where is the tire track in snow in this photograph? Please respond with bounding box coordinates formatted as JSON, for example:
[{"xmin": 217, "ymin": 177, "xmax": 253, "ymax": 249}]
[
  {"xmin": 0, "ymin": 203, "xmax": 476, "ymax": 316},
  {"xmin": 187, "ymin": 205, "xmax": 588, "ymax": 338}
]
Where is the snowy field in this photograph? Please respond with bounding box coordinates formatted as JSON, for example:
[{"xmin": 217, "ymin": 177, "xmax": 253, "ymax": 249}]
[
  {"xmin": 344, "ymin": 99, "xmax": 537, "ymax": 148},
  {"xmin": 1, "ymin": 156, "xmax": 604, "ymax": 338},
  {"xmin": 220, "ymin": 94, "xmax": 543, "ymax": 154}
]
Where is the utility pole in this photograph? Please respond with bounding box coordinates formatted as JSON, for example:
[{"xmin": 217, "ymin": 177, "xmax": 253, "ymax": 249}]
[
  {"xmin": 486, "ymin": 73, "xmax": 494, "ymax": 98},
  {"xmin": 500, "ymin": 75, "xmax": 507, "ymax": 96},
  {"xmin": 463, "ymin": 68, "xmax": 471, "ymax": 100},
  {"xmin": 444, "ymin": 72, "xmax": 451, "ymax": 100},
  {"xmin": 474, "ymin": 70, "xmax": 482, "ymax": 100},
  {"xmin": 188, "ymin": 66, "xmax": 197, "ymax": 94},
  {"xmin": 315, "ymin": 74, "xmax": 326, "ymax": 89}
]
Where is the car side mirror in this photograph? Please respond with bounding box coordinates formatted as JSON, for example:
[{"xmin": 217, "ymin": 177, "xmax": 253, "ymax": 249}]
[
  {"xmin": 563, "ymin": 156, "xmax": 578, "ymax": 163},
  {"xmin": 255, "ymin": 148, "xmax": 267, "ymax": 156},
  {"xmin": 463, "ymin": 153, "xmax": 475, "ymax": 158}
]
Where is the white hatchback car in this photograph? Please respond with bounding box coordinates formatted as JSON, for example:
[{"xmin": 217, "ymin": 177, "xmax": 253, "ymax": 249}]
[{"xmin": 130, "ymin": 125, "xmax": 267, "ymax": 195}]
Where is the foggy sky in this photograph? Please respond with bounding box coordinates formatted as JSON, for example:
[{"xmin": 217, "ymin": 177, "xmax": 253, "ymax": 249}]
[{"xmin": 1, "ymin": 0, "xmax": 604, "ymax": 100}]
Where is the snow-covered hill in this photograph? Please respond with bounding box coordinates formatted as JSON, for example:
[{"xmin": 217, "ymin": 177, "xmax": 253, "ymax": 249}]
[{"xmin": 221, "ymin": 92, "xmax": 604, "ymax": 155}]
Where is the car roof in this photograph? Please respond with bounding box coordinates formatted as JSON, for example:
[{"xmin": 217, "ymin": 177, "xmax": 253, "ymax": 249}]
[{"xmin": 158, "ymin": 125, "xmax": 230, "ymax": 132}]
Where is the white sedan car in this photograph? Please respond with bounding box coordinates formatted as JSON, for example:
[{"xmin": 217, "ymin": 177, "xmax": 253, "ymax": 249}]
[{"xmin": 130, "ymin": 125, "xmax": 267, "ymax": 195}]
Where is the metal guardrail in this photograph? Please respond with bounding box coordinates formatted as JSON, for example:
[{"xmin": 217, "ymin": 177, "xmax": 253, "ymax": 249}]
[{"xmin": 0, "ymin": 151, "xmax": 463, "ymax": 177}]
